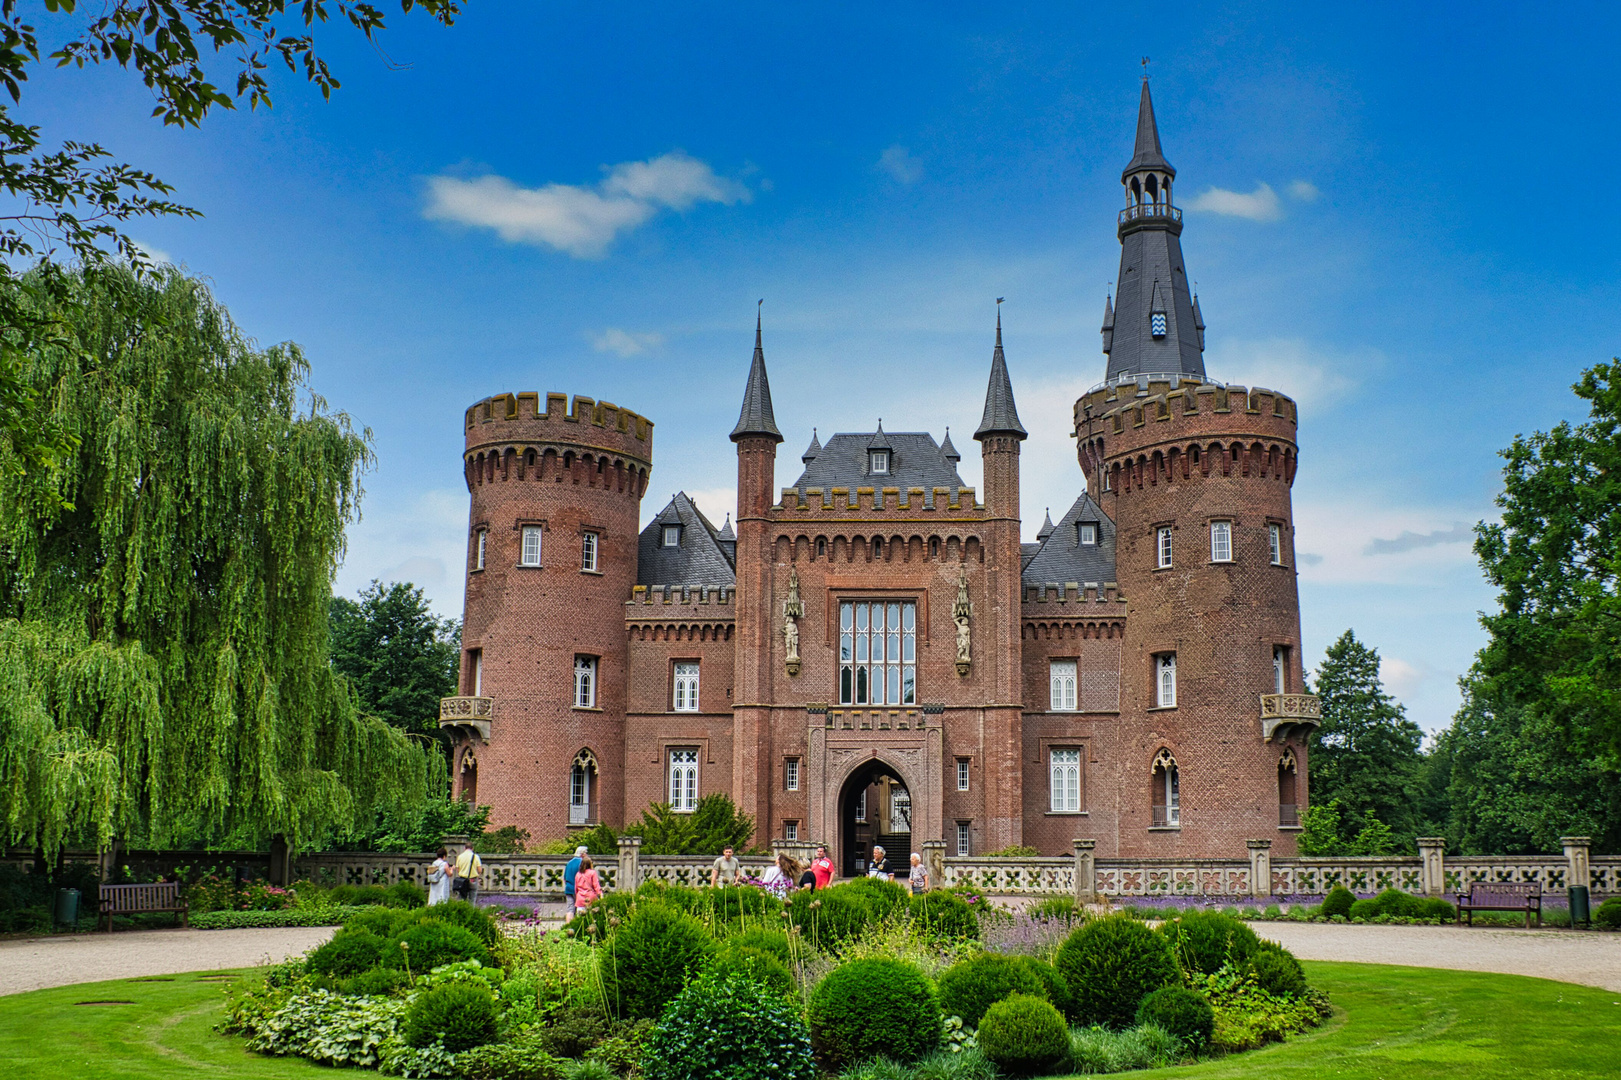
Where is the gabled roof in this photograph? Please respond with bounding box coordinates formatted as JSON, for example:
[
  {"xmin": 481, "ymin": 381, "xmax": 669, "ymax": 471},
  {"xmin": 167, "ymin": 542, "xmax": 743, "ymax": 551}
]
[
  {"xmin": 637, "ymin": 492, "xmax": 737, "ymax": 587},
  {"xmin": 789, "ymin": 431, "xmax": 968, "ymax": 497},
  {"xmin": 1021, "ymin": 493, "xmax": 1117, "ymax": 588}
]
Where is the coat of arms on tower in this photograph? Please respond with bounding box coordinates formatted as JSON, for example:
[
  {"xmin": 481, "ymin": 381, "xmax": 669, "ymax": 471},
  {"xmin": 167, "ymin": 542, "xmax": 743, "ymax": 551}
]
[
  {"xmin": 953, "ymin": 569, "xmax": 972, "ymax": 676},
  {"xmin": 783, "ymin": 567, "xmax": 803, "ymax": 676}
]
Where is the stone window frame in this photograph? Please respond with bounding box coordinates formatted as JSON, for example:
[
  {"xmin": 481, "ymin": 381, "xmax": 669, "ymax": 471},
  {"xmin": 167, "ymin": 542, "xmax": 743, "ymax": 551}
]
[
  {"xmin": 1049, "ymin": 658, "xmax": 1078, "ymax": 712},
  {"xmin": 668, "ymin": 747, "xmax": 699, "ymax": 812},
  {"xmin": 955, "ymin": 820, "xmax": 971, "ymax": 857},
  {"xmin": 573, "ymin": 655, "xmax": 598, "ymax": 709},
  {"xmin": 1154, "ymin": 523, "xmax": 1175, "ymax": 570},
  {"xmin": 471, "ymin": 524, "xmax": 489, "ymax": 572},
  {"xmin": 956, "ymin": 757, "xmax": 971, "ymax": 791},
  {"xmin": 785, "ymin": 757, "xmax": 800, "ymax": 791},
  {"xmin": 580, "ymin": 529, "xmax": 600, "ymax": 574},
  {"xmin": 1209, "ymin": 519, "xmax": 1233, "ymax": 564},
  {"xmin": 515, "ymin": 518, "xmax": 546, "ymax": 568},
  {"xmin": 1266, "ymin": 519, "xmax": 1289, "ymax": 567},
  {"xmin": 1049, "ymin": 747, "xmax": 1083, "ymax": 814},
  {"xmin": 1152, "ymin": 651, "xmax": 1177, "ymax": 709}
]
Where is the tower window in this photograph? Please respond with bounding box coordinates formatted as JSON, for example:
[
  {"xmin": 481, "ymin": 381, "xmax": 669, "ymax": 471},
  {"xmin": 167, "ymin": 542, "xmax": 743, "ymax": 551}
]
[
  {"xmin": 1152, "ymin": 749, "xmax": 1181, "ymax": 826},
  {"xmin": 870, "ymin": 450, "xmax": 889, "ymax": 475},
  {"xmin": 574, "ymin": 656, "xmax": 597, "ymax": 708},
  {"xmin": 785, "ymin": 820, "xmax": 799, "ymax": 841},
  {"xmin": 520, "ymin": 525, "xmax": 543, "ymax": 567},
  {"xmin": 467, "ymin": 648, "xmax": 483, "ymax": 697},
  {"xmin": 956, "ymin": 821, "xmax": 971, "ymax": 857},
  {"xmin": 956, "ymin": 758, "xmax": 970, "ymax": 791},
  {"xmin": 855, "ymin": 788, "xmax": 867, "ymax": 822},
  {"xmin": 673, "ymin": 661, "xmax": 699, "ymax": 712},
  {"xmin": 581, "ymin": 531, "xmax": 599, "ymax": 572},
  {"xmin": 1210, "ymin": 521, "xmax": 1233, "ymax": 563},
  {"xmin": 1155, "ymin": 653, "xmax": 1177, "ymax": 708},
  {"xmin": 838, "ymin": 600, "xmax": 917, "ymax": 706},
  {"xmin": 668, "ymin": 748, "xmax": 698, "ymax": 812},
  {"xmin": 1050, "ymin": 660, "xmax": 1078, "ymax": 711},
  {"xmin": 785, "ymin": 758, "xmax": 800, "ymax": 791},
  {"xmin": 474, "ymin": 528, "xmax": 487, "ymax": 571},
  {"xmin": 1050, "ymin": 749, "xmax": 1081, "ymax": 813},
  {"xmin": 1156, "ymin": 527, "xmax": 1174, "ymax": 569},
  {"xmin": 662, "ymin": 524, "xmax": 681, "ymax": 547},
  {"xmin": 1079, "ymin": 522, "xmax": 1097, "ymax": 545},
  {"xmin": 1151, "ymin": 312, "xmax": 1167, "ymax": 338},
  {"xmin": 1273, "ymin": 646, "xmax": 1290, "ymax": 694},
  {"xmin": 1269, "ymin": 524, "xmax": 1285, "ymax": 565}
]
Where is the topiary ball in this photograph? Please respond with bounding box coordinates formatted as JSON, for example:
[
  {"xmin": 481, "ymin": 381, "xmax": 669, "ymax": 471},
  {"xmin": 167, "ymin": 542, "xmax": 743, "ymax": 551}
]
[
  {"xmin": 421, "ymin": 899, "xmax": 500, "ymax": 947},
  {"xmin": 976, "ymin": 993, "xmax": 1070, "ymax": 1077},
  {"xmin": 387, "ymin": 920, "xmax": 492, "ymax": 971},
  {"xmin": 643, "ymin": 972, "xmax": 818, "ymax": 1080},
  {"xmin": 1416, "ymin": 897, "xmax": 1456, "ymax": 921},
  {"xmin": 1055, "ymin": 914, "xmax": 1179, "ymax": 1029},
  {"xmin": 1014, "ymin": 955, "xmax": 1072, "ymax": 1017},
  {"xmin": 600, "ymin": 901, "xmax": 717, "ymax": 1021},
  {"xmin": 841, "ymin": 876, "xmax": 911, "ymax": 921},
  {"xmin": 709, "ymin": 943, "xmax": 796, "ymax": 999},
  {"xmin": 1248, "ymin": 942, "xmax": 1307, "ymax": 997},
  {"xmin": 345, "ymin": 905, "xmax": 423, "ymax": 939},
  {"xmin": 1135, "ymin": 985, "xmax": 1214, "ymax": 1049},
  {"xmin": 1595, "ymin": 896, "xmax": 1621, "ymax": 929},
  {"xmin": 336, "ymin": 966, "xmax": 410, "ymax": 997},
  {"xmin": 908, "ymin": 891, "xmax": 980, "ymax": 941},
  {"xmin": 936, "ymin": 952, "xmax": 1045, "ymax": 1027},
  {"xmin": 787, "ymin": 886, "xmax": 873, "ymax": 950},
  {"xmin": 807, "ymin": 957, "xmax": 942, "ymax": 1069},
  {"xmin": 1156, "ymin": 909, "xmax": 1261, "ymax": 975},
  {"xmin": 1318, "ymin": 886, "xmax": 1356, "ymax": 919},
  {"xmin": 402, "ymin": 980, "xmax": 500, "ymax": 1051},
  {"xmin": 725, "ymin": 926, "xmax": 795, "ymax": 966},
  {"xmin": 306, "ymin": 928, "xmax": 387, "ymax": 977}
]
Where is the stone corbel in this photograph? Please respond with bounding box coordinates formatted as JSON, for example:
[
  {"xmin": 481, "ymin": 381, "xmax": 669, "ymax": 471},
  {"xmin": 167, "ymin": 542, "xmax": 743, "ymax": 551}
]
[{"xmin": 783, "ymin": 567, "xmax": 803, "ymax": 676}]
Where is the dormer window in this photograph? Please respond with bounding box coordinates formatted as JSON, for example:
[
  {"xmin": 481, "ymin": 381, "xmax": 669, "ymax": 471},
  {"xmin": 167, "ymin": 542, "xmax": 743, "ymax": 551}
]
[
  {"xmin": 870, "ymin": 450, "xmax": 889, "ymax": 475},
  {"xmin": 662, "ymin": 525, "xmax": 681, "ymax": 548},
  {"xmin": 1078, "ymin": 522, "xmax": 1097, "ymax": 546},
  {"xmin": 1151, "ymin": 312, "xmax": 1167, "ymax": 338}
]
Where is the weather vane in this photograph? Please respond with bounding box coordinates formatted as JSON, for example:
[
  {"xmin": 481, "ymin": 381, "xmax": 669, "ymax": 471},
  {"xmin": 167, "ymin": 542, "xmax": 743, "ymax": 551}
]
[{"xmin": 1141, "ymin": 56, "xmax": 1150, "ymax": 79}]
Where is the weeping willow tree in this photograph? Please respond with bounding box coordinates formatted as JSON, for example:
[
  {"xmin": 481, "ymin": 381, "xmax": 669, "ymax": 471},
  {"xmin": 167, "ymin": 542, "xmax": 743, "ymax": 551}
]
[{"xmin": 0, "ymin": 264, "xmax": 433, "ymax": 857}]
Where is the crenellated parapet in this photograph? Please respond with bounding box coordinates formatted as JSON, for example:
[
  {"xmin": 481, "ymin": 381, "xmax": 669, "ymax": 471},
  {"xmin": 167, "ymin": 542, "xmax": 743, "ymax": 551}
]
[
  {"xmin": 774, "ymin": 485, "xmax": 982, "ymax": 514},
  {"xmin": 463, "ymin": 391, "xmax": 653, "ymax": 495}
]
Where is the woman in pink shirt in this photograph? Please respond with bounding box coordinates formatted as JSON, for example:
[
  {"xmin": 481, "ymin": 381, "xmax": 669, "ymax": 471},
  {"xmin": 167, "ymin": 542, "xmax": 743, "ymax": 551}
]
[{"xmin": 573, "ymin": 855, "xmax": 603, "ymax": 917}]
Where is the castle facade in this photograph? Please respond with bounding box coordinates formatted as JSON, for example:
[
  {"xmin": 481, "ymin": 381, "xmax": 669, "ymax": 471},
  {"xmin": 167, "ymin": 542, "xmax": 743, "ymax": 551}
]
[{"xmin": 439, "ymin": 83, "xmax": 1321, "ymax": 867}]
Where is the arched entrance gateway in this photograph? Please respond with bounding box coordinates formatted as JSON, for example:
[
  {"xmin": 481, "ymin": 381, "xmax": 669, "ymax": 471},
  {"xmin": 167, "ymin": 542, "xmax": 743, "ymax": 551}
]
[{"xmin": 837, "ymin": 758, "xmax": 913, "ymax": 878}]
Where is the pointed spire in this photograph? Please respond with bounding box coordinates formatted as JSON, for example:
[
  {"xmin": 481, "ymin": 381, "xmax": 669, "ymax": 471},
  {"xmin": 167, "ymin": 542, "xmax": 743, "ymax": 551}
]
[
  {"xmin": 940, "ymin": 426, "xmax": 960, "ymax": 462},
  {"xmin": 718, "ymin": 513, "xmax": 735, "ymax": 541},
  {"xmin": 730, "ymin": 302, "xmax": 783, "ymax": 443},
  {"xmin": 974, "ymin": 306, "xmax": 1027, "ymax": 441},
  {"xmin": 1192, "ymin": 291, "xmax": 1206, "ymax": 350},
  {"xmin": 868, "ymin": 418, "xmax": 892, "ymax": 450},
  {"xmin": 1101, "ymin": 293, "xmax": 1115, "ymax": 355},
  {"xmin": 801, "ymin": 426, "xmax": 822, "ymax": 463},
  {"xmin": 1038, "ymin": 508, "xmax": 1055, "ymax": 541},
  {"xmin": 1124, "ymin": 77, "xmax": 1175, "ymax": 179}
]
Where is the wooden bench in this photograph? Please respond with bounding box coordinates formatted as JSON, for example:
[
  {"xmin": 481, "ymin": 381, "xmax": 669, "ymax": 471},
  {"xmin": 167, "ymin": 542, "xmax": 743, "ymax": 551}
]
[
  {"xmin": 100, "ymin": 882, "xmax": 188, "ymax": 932},
  {"xmin": 1455, "ymin": 881, "xmax": 1541, "ymax": 928}
]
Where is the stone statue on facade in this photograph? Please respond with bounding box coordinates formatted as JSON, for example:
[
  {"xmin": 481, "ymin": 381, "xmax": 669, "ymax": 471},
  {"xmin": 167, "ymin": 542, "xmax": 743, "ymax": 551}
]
[
  {"xmin": 953, "ymin": 568, "xmax": 972, "ymax": 676},
  {"xmin": 783, "ymin": 567, "xmax": 803, "ymax": 676}
]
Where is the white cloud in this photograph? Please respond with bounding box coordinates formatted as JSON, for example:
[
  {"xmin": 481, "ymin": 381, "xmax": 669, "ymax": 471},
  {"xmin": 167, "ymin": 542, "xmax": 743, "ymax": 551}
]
[
  {"xmin": 1288, "ymin": 180, "xmax": 1320, "ymax": 202},
  {"xmin": 1186, "ymin": 183, "xmax": 1283, "ymax": 222},
  {"xmin": 1365, "ymin": 522, "xmax": 1473, "ymax": 556},
  {"xmin": 1378, "ymin": 656, "xmax": 1431, "ymax": 703},
  {"xmin": 1204, "ymin": 337, "xmax": 1366, "ymax": 419},
  {"xmin": 133, "ymin": 241, "xmax": 173, "ymax": 265},
  {"xmin": 590, "ymin": 328, "xmax": 665, "ymax": 357},
  {"xmin": 424, "ymin": 151, "xmax": 749, "ymax": 258},
  {"xmin": 1292, "ymin": 501, "xmax": 1488, "ymax": 587},
  {"xmin": 337, "ymin": 487, "xmax": 469, "ymax": 618},
  {"xmin": 878, "ymin": 145, "xmax": 923, "ymax": 184}
]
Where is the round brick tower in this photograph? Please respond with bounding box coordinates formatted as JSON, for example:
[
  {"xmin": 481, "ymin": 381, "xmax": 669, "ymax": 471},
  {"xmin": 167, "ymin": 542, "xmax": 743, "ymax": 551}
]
[{"xmin": 445, "ymin": 391, "xmax": 653, "ymax": 840}]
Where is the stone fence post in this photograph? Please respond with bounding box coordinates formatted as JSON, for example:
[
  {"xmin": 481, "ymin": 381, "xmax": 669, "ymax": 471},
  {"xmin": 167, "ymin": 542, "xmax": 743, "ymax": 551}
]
[
  {"xmin": 1246, "ymin": 840, "xmax": 1272, "ymax": 899},
  {"xmin": 922, "ymin": 840, "xmax": 947, "ymax": 891},
  {"xmin": 1073, "ymin": 839, "xmax": 1097, "ymax": 902},
  {"xmin": 616, "ymin": 835, "xmax": 642, "ymax": 892},
  {"xmin": 1562, "ymin": 836, "xmax": 1591, "ymax": 892},
  {"xmin": 1417, "ymin": 837, "xmax": 1447, "ymax": 896}
]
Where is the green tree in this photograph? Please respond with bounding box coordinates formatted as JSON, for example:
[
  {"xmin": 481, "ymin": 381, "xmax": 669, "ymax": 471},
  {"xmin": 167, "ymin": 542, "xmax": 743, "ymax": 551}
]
[
  {"xmin": 329, "ymin": 580, "xmax": 459, "ymax": 739},
  {"xmin": 1307, "ymin": 631, "xmax": 1427, "ymax": 847},
  {"xmin": 0, "ymin": 264, "xmax": 431, "ymax": 856},
  {"xmin": 621, "ymin": 794, "xmax": 757, "ymax": 855}
]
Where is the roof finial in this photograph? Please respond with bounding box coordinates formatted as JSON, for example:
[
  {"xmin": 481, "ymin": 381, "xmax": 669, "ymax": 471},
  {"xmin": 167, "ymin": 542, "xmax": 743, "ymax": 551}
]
[
  {"xmin": 1141, "ymin": 56, "xmax": 1150, "ymax": 81},
  {"xmin": 995, "ymin": 297, "xmax": 1004, "ymax": 347},
  {"xmin": 756, "ymin": 298, "xmax": 763, "ymax": 344}
]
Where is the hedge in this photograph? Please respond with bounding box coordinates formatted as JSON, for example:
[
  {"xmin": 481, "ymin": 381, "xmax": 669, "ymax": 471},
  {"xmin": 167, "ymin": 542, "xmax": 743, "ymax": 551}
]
[{"xmin": 191, "ymin": 905, "xmax": 371, "ymax": 929}]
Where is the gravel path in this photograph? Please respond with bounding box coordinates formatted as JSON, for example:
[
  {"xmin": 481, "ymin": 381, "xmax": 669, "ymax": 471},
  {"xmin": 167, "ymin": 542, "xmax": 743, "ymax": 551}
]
[{"xmin": 0, "ymin": 926, "xmax": 335, "ymax": 996}]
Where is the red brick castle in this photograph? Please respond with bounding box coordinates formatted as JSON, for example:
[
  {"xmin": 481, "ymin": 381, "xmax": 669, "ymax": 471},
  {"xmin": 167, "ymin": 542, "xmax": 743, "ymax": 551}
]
[{"xmin": 440, "ymin": 82, "xmax": 1321, "ymax": 867}]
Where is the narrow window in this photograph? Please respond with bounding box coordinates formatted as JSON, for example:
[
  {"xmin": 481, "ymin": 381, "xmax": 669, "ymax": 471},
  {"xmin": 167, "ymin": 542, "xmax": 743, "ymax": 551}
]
[
  {"xmin": 520, "ymin": 525, "xmax": 543, "ymax": 566},
  {"xmin": 1050, "ymin": 660, "xmax": 1078, "ymax": 711},
  {"xmin": 785, "ymin": 758, "xmax": 800, "ymax": 791},
  {"xmin": 838, "ymin": 600, "xmax": 916, "ymax": 706},
  {"xmin": 574, "ymin": 656, "xmax": 597, "ymax": 708},
  {"xmin": 1152, "ymin": 749, "xmax": 1180, "ymax": 826},
  {"xmin": 956, "ymin": 821, "xmax": 971, "ymax": 857},
  {"xmin": 1269, "ymin": 523, "xmax": 1284, "ymax": 565},
  {"xmin": 1078, "ymin": 522, "xmax": 1097, "ymax": 545},
  {"xmin": 662, "ymin": 524, "xmax": 681, "ymax": 548},
  {"xmin": 1278, "ymin": 750, "xmax": 1299, "ymax": 827},
  {"xmin": 1210, "ymin": 520, "xmax": 1232, "ymax": 563},
  {"xmin": 570, "ymin": 752, "xmax": 596, "ymax": 825},
  {"xmin": 672, "ymin": 662, "xmax": 699, "ymax": 712},
  {"xmin": 1157, "ymin": 526, "xmax": 1173, "ymax": 569},
  {"xmin": 817, "ymin": 537, "xmax": 827, "ymax": 557},
  {"xmin": 956, "ymin": 758, "xmax": 971, "ymax": 791},
  {"xmin": 1050, "ymin": 749, "xmax": 1081, "ymax": 813},
  {"xmin": 668, "ymin": 748, "xmax": 698, "ymax": 812},
  {"xmin": 474, "ymin": 529, "xmax": 487, "ymax": 570},
  {"xmin": 855, "ymin": 788, "xmax": 867, "ymax": 823},
  {"xmin": 1273, "ymin": 646, "xmax": 1289, "ymax": 695},
  {"xmin": 1155, "ymin": 653, "xmax": 1177, "ymax": 708},
  {"xmin": 785, "ymin": 820, "xmax": 799, "ymax": 841},
  {"xmin": 581, "ymin": 531, "xmax": 599, "ymax": 572},
  {"xmin": 870, "ymin": 450, "xmax": 889, "ymax": 474},
  {"xmin": 468, "ymin": 649, "xmax": 483, "ymax": 696}
]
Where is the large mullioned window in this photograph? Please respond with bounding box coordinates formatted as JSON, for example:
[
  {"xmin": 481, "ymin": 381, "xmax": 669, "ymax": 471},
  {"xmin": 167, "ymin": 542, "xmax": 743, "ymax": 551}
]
[
  {"xmin": 1050, "ymin": 749, "xmax": 1081, "ymax": 813},
  {"xmin": 839, "ymin": 601, "xmax": 916, "ymax": 706},
  {"xmin": 669, "ymin": 748, "xmax": 698, "ymax": 812}
]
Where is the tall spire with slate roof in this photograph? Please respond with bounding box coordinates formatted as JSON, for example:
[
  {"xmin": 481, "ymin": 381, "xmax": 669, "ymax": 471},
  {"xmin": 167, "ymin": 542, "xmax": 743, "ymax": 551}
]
[
  {"xmin": 975, "ymin": 305, "xmax": 1027, "ymax": 441},
  {"xmin": 1104, "ymin": 76, "xmax": 1206, "ymax": 384},
  {"xmin": 731, "ymin": 305, "xmax": 784, "ymax": 443}
]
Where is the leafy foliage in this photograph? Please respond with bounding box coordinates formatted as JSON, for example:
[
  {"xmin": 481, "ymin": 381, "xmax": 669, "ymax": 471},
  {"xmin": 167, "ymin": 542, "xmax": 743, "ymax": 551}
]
[
  {"xmin": 1155, "ymin": 910, "xmax": 1260, "ymax": 976},
  {"xmin": 808, "ymin": 957, "xmax": 942, "ymax": 1069},
  {"xmin": 1054, "ymin": 915, "xmax": 1179, "ymax": 1029},
  {"xmin": 1135, "ymin": 986, "xmax": 1214, "ymax": 1049},
  {"xmin": 307, "ymin": 928, "xmax": 389, "ymax": 977},
  {"xmin": 710, "ymin": 942, "xmax": 796, "ymax": 998},
  {"xmin": 1189, "ymin": 964, "xmax": 1326, "ymax": 1052},
  {"xmin": 788, "ymin": 884, "xmax": 874, "ymax": 949},
  {"xmin": 245, "ymin": 987, "xmax": 405, "ymax": 1067},
  {"xmin": 388, "ymin": 921, "xmax": 491, "ymax": 972},
  {"xmin": 936, "ymin": 952, "xmax": 1045, "ymax": 1027},
  {"xmin": 454, "ymin": 1041, "xmax": 566, "ymax": 1080},
  {"xmin": 974, "ymin": 993, "xmax": 1070, "ymax": 1076},
  {"xmin": 1318, "ymin": 886, "xmax": 1356, "ymax": 919},
  {"xmin": 600, "ymin": 901, "xmax": 716, "ymax": 1021},
  {"xmin": 401, "ymin": 981, "xmax": 498, "ymax": 1052},
  {"xmin": 619, "ymin": 793, "xmax": 757, "ymax": 855},
  {"xmin": 1247, "ymin": 942, "xmax": 1308, "ymax": 998},
  {"xmin": 1064, "ymin": 1023, "xmax": 1182, "ymax": 1074},
  {"xmin": 1596, "ymin": 896, "xmax": 1621, "ymax": 929},
  {"xmin": 189, "ymin": 904, "xmax": 369, "ymax": 929},
  {"xmin": 908, "ymin": 891, "xmax": 980, "ymax": 941},
  {"xmin": 643, "ymin": 972, "xmax": 818, "ymax": 1080},
  {"xmin": 329, "ymin": 580, "xmax": 459, "ymax": 740}
]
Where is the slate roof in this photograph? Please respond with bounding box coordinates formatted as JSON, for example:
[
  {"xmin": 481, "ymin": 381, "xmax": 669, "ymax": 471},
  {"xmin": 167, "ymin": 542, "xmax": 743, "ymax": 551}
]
[
  {"xmin": 1123, "ymin": 78, "xmax": 1175, "ymax": 178},
  {"xmin": 789, "ymin": 431, "xmax": 969, "ymax": 498},
  {"xmin": 730, "ymin": 314, "xmax": 783, "ymax": 443},
  {"xmin": 975, "ymin": 316, "xmax": 1027, "ymax": 440},
  {"xmin": 637, "ymin": 492, "xmax": 737, "ymax": 587},
  {"xmin": 1020, "ymin": 493, "xmax": 1117, "ymax": 588}
]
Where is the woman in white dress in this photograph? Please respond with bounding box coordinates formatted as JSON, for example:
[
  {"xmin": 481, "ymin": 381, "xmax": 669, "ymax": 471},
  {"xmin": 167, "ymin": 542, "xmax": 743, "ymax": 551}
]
[{"xmin": 427, "ymin": 845, "xmax": 453, "ymax": 906}]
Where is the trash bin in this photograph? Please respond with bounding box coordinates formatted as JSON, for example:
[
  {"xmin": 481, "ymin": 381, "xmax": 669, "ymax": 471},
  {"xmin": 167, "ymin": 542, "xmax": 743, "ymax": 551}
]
[
  {"xmin": 1568, "ymin": 885, "xmax": 1591, "ymax": 929},
  {"xmin": 54, "ymin": 887, "xmax": 81, "ymax": 930}
]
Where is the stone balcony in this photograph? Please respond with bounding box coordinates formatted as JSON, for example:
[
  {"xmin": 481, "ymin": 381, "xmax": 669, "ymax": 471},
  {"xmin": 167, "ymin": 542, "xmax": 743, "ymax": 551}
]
[
  {"xmin": 1259, "ymin": 693, "xmax": 1322, "ymax": 743},
  {"xmin": 439, "ymin": 696, "xmax": 492, "ymax": 741}
]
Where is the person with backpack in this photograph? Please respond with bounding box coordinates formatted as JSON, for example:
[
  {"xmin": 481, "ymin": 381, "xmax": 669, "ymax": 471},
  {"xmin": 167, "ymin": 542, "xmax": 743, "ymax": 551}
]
[{"xmin": 454, "ymin": 843, "xmax": 484, "ymax": 905}]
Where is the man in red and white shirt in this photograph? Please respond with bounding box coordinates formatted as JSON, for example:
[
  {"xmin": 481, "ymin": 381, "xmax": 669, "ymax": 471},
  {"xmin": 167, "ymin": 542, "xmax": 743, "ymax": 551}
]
[{"xmin": 810, "ymin": 845, "xmax": 836, "ymax": 890}]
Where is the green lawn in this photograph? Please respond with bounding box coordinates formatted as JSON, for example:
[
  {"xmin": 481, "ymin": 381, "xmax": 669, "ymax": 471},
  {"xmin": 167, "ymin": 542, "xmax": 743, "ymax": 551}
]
[{"xmin": 3, "ymin": 962, "xmax": 1618, "ymax": 1079}]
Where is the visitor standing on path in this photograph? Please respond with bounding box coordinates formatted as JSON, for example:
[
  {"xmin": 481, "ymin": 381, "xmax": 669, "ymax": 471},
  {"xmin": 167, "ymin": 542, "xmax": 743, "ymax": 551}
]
[
  {"xmin": 564, "ymin": 846, "xmax": 587, "ymax": 916},
  {"xmin": 711, "ymin": 845, "xmax": 742, "ymax": 887},
  {"xmin": 811, "ymin": 846, "xmax": 835, "ymax": 889},
  {"xmin": 867, "ymin": 845, "xmax": 889, "ymax": 879},
  {"xmin": 908, "ymin": 852, "xmax": 928, "ymax": 894},
  {"xmin": 761, "ymin": 854, "xmax": 794, "ymax": 898},
  {"xmin": 454, "ymin": 844, "xmax": 484, "ymax": 905},
  {"xmin": 573, "ymin": 856, "xmax": 603, "ymax": 917},
  {"xmin": 426, "ymin": 847, "xmax": 452, "ymax": 906}
]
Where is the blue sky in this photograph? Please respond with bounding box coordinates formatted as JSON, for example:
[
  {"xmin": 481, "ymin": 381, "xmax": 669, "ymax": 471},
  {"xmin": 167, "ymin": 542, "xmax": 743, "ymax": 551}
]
[{"xmin": 30, "ymin": 2, "xmax": 1621, "ymax": 732}]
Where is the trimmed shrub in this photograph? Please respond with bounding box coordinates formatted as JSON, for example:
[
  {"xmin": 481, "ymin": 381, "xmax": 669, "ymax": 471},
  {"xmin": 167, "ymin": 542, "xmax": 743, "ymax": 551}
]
[
  {"xmin": 1348, "ymin": 888, "xmax": 1423, "ymax": 921},
  {"xmin": 976, "ymin": 994, "xmax": 1070, "ymax": 1077},
  {"xmin": 387, "ymin": 881, "xmax": 428, "ymax": 909},
  {"xmin": 600, "ymin": 902, "xmax": 717, "ymax": 1021},
  {"xmin": 1249, "ymin": 942, "xmax": 1308, "ymax": 997},
  {"xmin": 807, "ymin": 957, "xmax": 942, "ymax": 1069},
  {"xmin": 420, "ymin": 899, "xmax": 499, "ymax": 947},
  {"xmin": 456, "ymin": 1040, "xmax": 566, "ymax": 1080},
  {"xmin": 936, "ymin": 952, "xmax": 1044, "ymax": 1027},
  {"xmin": 306, "ymin": 929, "xmax": 387, "ymax": 977},
  {"xmin": 401, "ymin": 981, "xmax": 499, "ymax": 1051},
  {"xmin": 909, "ymin": 891, "xmax": 980, "ymax": 941},
  {"xmin": 643, "ymin": 972, "xmax": 817, "ymax": 1080},
  {"xmin": 346, "ymin": 905, "xmax": 424, "ymax": 939},
  {"xmin": 843, "ymin": 875, "xmax": 911, "ymax": 921},
  {"xmin": 533, "ymin": 1006, "xmax": 611, "ymax": 1059},
  {"xmin": 1135, "ymin": 985, "xmax": 1214, "ymax": 1049},
  {"xmin": 1014, "ymin": 955, "xmax": 1071, "ymax": 1017},
  {"xmin": 725, "ymin": 926, "xmax": 795, "ymax": 966},
  {"xmin": 1157, "ymin": 910, "xmax": 1261, "ymax": 975},
  {"xmin": 710, "ymin": 943, "xmax": 796, "ymax": 999},
  {"xmin": 337, "ymin": 967, "xmax": 410, "ymax": 996},
  {"xmin": 1417, "ymin": 897, "xmax": 1457, "ymax": 920},
  {"xmin": 1318, "ymin": 886, "xmax": 1356, "ymax": 919},
  {"xmin": 787, "ymin": 886, "xmax": 872, "ymax": 949},
  {"xmin": 1597, "ymin": 896, "xmax": 1621, "ymax": 929},
  {"xmin": 1055, "ymin": 914, "xmax": 1179, "ymax": 1029},
  {"xmin": 387, "ymin": 920, "xmax": 491, "ymax": 972},
  {"xmin": 190, "ymin": 905, "xmax": 370, "ymax": 930}
]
